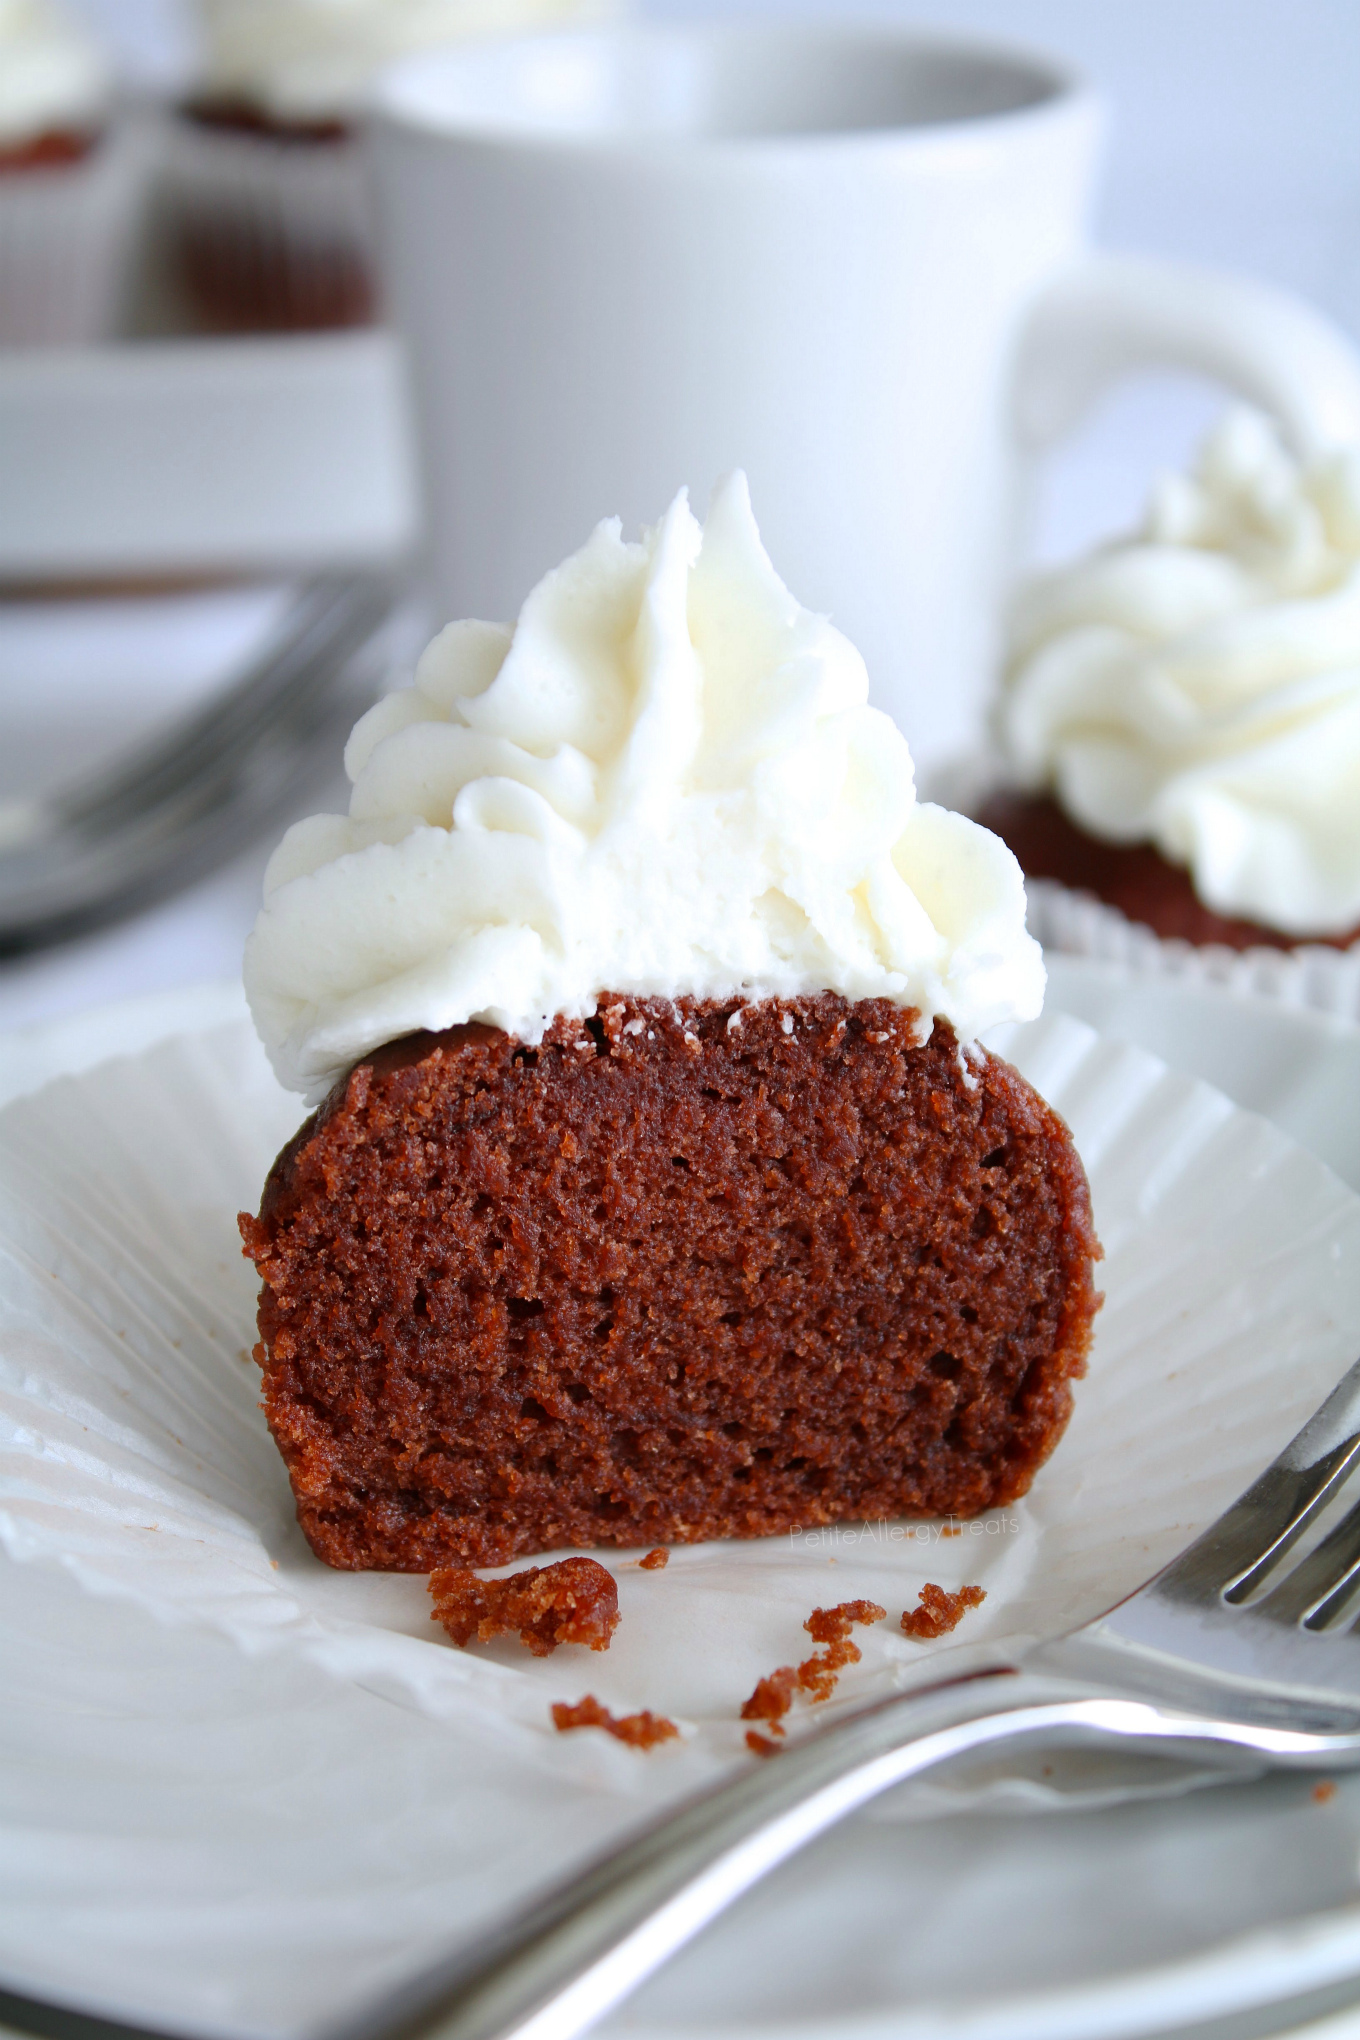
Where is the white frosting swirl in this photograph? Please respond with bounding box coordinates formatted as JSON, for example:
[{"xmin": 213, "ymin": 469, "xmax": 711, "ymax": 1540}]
[
  {"xmin": 246, "ymin": 474, "xmax": 1044, "ymax": 1099},
  {"xmin": 0, "ymin": 0, "xmax": 108, "ymax": 147},
  {"xmin": 195, "ymin": 0, "xmax": 615, "ymax": 121},
  {"xmin": 998, "ymin": 408, "xmax": 1360, "ymax": 938}
]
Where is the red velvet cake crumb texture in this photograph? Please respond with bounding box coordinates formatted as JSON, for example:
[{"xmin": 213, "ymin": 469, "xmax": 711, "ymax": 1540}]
[
  {"xmin": 796, "ymin": 1599, "xmax": 887, "ymax": 1701},
  {"xmin": 551, "ymin": 1696, "xmax": 679, "ymax": 1748},
  {"xmin": 741, "ymin": 1600, "xmax": 887, "ymax": 1725},
  {"xmin": 239, "ymin": 993, "xmax": 1099, "ymax": 1571},
  {"xmin": 429, "ymin": 1556, "xmax": 618, "ymax": 1656},
  {"xmin": 740, "ymin": 1666, "xmax": 798, "ymax": 1727},
  {"xmin": 901, "ymin": 1582, "xmax": 986, "ymax": 1640},
  {"xmin": 638, "ymin": 1549, "xmax": 669, "ymax": 1570}
]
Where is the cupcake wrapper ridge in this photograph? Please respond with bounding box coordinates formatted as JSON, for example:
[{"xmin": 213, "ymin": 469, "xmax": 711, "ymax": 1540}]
[
  {"xmin": 160, "ymin": 113, "xmax": 376, "ymax": 331},
  {"xmin": 0, "ymin": 124, "xmax": 144, "ymax": 348},
  {"xmin": 1026, "ymin": 876, "xmax": 1360, "ymax": 1023}
]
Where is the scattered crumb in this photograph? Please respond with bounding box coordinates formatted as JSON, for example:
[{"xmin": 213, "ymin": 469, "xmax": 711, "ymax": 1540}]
[
  {"xmin": 900, "ymin": 1582, "xmax": 986, "ymax": 1640},
  {"xmin": 741, "ymin": 1602, "xmax": 886, "ymax": 1724},
  {"xmin": 1313, "ymin": 1779, "xmax": 1337, "ymax": 1804},
  {"xmin": 796, "ymin": 1655, "xmax": 839, "ymax": 1703},
  {"xmin": 552, "ymin": 1696, "xmax": 679, "ymax": 1748},
  {"xmin": 941, "ymin": 1524, "xmax": 962, "ymax": 1537},
  {"xmin": 638, "ymin": 1548, "xmax": 669, "ymax": 1571},
  {"xmin": 746, "ymin": 1730, "xmax": 782, "ymax": 1758},
  {"xmin": 806, "ymin": 1599, "xmax": 886, "ymax": 1640},
  {"xmin": 430, "ymin": 1556, "xmax": 619, "ymax": 1656},
  {"xmin": 741, "ymin": 1665, "xmax": 798, "ymax": 1725},
  {"xmin": 797, "ymin": 1600, "xmax": 887, "ymax": 1700}
]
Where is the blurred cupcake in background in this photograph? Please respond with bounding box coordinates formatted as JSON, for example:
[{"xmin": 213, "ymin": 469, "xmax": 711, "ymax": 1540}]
[
  {"xmin": 168, "ymin": 0, "xmax": 618, "ymax": 333},
  {"xmin": 0, "ymin": 0, "xmax": 138, "ymax": 345},
  {"xmin": 978, "ymin": 408, "xmax": 1360, "ymax": 1016}
]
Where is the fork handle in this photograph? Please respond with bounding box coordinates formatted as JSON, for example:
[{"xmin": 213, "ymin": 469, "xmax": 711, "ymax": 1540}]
[{"xmin": 330, "ymin": 1665, "xmax": 1277, "ymax": 2040}]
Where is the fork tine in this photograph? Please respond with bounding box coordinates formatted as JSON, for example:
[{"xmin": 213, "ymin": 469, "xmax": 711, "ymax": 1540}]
[
  {"xmin": 1158, "ymin": 1357, "xmax": 1360, "ymax": 1602},
  {"xmin": 1219, "ymin": 1446, "xmax": 1360, "ymax": 1601},
  {"xmin": 0, "ymin": 572, "xmax": 398, "ymax": 956},
  {"xmin": 1253, "ymin": 1495, "xmax": 1360, "ymax": 1628},
  {"xmin": 57, "ymin": 576, "xmax": 392, "ymax": 837}
]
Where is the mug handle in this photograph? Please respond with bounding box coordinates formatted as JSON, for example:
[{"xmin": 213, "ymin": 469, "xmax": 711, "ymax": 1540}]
[{"xmin": 1014, "ymin": 252, "xmax": 1360, "ymax": 462}]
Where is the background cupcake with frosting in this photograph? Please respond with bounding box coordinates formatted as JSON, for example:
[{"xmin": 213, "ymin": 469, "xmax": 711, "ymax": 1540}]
[
  {"xmin": 168, "ymin": 0, "xmax": 619, "ymax": 333},
  {"xmin": 0, "ymin": 0, "xmax": 139, "ymax": 345},
  {"xmin": 979, "ymin": 408, "xmax": 1360, "ymax": 1017}
]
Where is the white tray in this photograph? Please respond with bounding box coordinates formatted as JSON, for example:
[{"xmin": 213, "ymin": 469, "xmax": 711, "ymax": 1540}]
[{"xmin": 0, "ymin": 327, "xmax": 419, "ymax": 582}]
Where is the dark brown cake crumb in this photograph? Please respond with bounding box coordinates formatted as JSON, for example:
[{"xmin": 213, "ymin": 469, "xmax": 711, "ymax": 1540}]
[
  {"xmin": 430, "ymin": 1556, "xmax": 619, "ymax": 1656},
  {"xmin": 797, "ymin": 1661, "xmax": 839, "ymax": 1703},
  {"xmin": 551, "ymin": 1696, "xmax": 679, "ymax": 1748},
  {"xmin": 741, "ymin": 1601, "xmax": 886, "ymax": 1722},
  {"xmin": 741, "ymin": 1666, "xmax": 798, "ymax": 1727},
  {"xmin": 978, "ymin": 791, "xmax": 1360, "ymax": 952},
  {"xmin": 241, "ymin": 994, "xmax": 1100, "ymax": 1571},
  {"xmin": 901, "ymin": 1582, "xmax": 986, "ymax": 1640},
  {"xmin": 796, "ymin": 1600, "xmax": 887, "ymax": 1701},
  {"xmin": 638, "ymin": 1549, "xmax": 669, "ymax": 1571},
  {"xmin": 805, "ymin": 1600, "xmax": 886, "ymax": 1642}
]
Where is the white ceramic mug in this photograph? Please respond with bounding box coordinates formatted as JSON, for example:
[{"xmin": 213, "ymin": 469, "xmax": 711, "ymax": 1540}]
[{"xmin": 370, "ymin": 22, "xmax": 1360, "ymax": 773}]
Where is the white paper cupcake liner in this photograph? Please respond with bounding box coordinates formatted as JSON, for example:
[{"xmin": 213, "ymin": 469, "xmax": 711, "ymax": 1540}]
[
  {"xmin": 158, "ymin": 110, "xmax": 376, "ymax": 331},
  {"xmin": 5, "ymin": 1008, "xmax": 1360, "ymax": 2040},
  {"xmin": 0, "ymin": 124, "xmax": 144, "ymax": 348},
  {"xmin": 3, "ymin": 1006, "xmax": 1359, "ymax": 1789},
  {"xmin": 1026, "ymin": 876, "xmax": 1360, "ymax": 1025}
]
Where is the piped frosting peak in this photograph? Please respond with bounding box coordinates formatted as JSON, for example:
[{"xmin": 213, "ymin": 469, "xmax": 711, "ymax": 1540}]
[{"xmin": 247, "ymin": 474, "xmax": 1044, "ymax": 1097}]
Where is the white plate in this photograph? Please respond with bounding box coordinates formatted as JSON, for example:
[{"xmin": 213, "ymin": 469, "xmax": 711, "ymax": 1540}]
[{"xmin": 4, "ymin": 986, "xmax": 1360, "ymax": 2040}]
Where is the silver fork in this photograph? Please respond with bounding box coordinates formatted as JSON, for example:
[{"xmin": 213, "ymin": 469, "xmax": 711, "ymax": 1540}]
[
  {"xmin": 321, "ymin": 1353, "xmax": 1360, "ymax": 2040},
  {"xmin": 0, "ymin": 572, "xmax": 398, "ymax": 956},
  {"xmin": 4, "ymin": 1357, "xmax": 1360, "ymax": 2040}
]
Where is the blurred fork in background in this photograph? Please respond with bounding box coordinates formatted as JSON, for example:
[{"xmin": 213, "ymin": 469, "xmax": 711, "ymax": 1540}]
[{"xmin": 0, "ymin": 572, "xmax": 400, "ymax": 956}]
